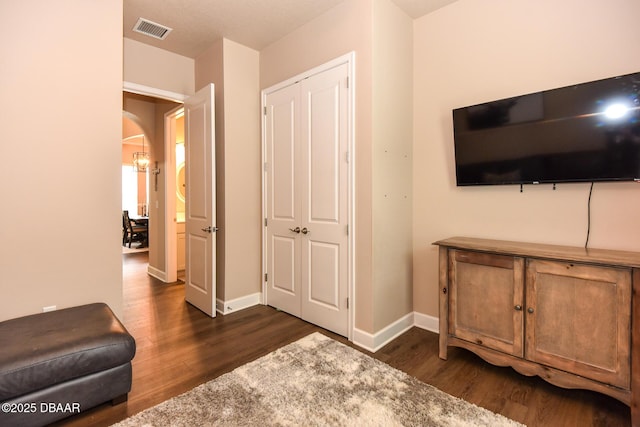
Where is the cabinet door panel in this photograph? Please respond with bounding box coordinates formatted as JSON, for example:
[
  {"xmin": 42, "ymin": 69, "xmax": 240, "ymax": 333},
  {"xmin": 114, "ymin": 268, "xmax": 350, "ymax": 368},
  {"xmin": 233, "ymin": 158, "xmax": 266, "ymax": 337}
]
[
  {"xmin": 526, "ymin": 259, "xmax": 631, "ymax": 389},
  {"xmin": 449, "ymin": 250, "xmax": 524, "ymax": 357}
]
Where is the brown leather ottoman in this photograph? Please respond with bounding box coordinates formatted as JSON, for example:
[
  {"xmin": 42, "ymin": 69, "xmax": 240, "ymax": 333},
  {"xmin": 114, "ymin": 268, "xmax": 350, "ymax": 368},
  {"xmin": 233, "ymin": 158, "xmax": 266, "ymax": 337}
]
[{"xmin": 0, "ymin": 303, "xmax": 136, "ymax": 427}]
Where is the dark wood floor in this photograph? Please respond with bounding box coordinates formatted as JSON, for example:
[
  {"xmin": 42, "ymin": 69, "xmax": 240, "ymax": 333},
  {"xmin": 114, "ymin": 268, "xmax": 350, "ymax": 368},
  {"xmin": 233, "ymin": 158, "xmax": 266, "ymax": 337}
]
[{"xmin": 56, "ymin": 253, "xmax": 630, "ymax": 426}]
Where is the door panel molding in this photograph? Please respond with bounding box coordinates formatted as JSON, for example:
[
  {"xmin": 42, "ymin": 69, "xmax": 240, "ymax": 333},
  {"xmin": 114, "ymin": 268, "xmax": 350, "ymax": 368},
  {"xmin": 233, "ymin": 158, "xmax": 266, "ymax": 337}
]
[
  {"xmin": 262, "ymin": 52, "xmax": 355, "ymax": 339},
  {"xmin": 184, "ymin": 83, "xmax": 217, "ymax": 317}
]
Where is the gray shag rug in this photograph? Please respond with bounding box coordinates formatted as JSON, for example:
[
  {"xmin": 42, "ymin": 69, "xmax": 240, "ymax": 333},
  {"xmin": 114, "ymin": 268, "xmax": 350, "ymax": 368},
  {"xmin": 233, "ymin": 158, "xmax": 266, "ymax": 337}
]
[{"xmin": 113, "ymin": 333, "xmax": 524, "ymax": 426}]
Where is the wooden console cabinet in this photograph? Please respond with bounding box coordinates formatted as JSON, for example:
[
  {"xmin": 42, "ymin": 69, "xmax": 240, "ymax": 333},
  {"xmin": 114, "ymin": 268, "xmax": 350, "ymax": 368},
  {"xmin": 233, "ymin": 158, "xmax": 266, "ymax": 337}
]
[{"xmin": 434, "ymin": 237, "xmax": 640, "ymax": 425}]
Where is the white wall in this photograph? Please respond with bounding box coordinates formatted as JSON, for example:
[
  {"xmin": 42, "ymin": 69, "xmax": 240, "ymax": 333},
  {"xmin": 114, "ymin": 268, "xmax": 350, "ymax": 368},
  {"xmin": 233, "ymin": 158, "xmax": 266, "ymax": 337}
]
[
  {"xmin": 413, "ymin": 0, "xmax": 640, "ymax": 317},
  {"xmin": 0, "ymin": 0, "xmax": 123, "ymax": 321}
]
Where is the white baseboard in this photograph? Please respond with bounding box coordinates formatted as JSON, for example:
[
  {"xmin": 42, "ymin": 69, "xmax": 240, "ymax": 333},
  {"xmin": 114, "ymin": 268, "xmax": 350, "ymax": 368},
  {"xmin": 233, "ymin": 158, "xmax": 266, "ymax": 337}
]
[
  {"xmin": 352, "ymin": 312, "xmax": 414, "ymax": 353},
  {"xmin": 352, "ymin": 311, "xmax": 439, "ymax": 353},
  {"xmin": 414, "ymin": 311, "xmax": 439, "ymax": 334},
  {"xmin": 147, "ymin": 265, "xmax": 167, "ymax": 282},
  {"xmin": 143, "ymin": 278, "xmax": 438, "ymax": 350},
  {"xmin": 216, "ymin": 292, "xmax": 263, "ymax": 315}
]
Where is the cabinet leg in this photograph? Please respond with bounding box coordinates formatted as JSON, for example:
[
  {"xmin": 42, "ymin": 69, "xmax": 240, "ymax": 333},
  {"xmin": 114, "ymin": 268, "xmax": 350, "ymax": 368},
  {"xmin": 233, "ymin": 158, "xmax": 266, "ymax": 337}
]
[
  {"xmin": 632, "ymin": 270, "xmax": 640, "ymax": 427},
  {"xmin": 438, "ymin": 246, "xmax": 449, "ymax": 360},
  {"xmin": 439, "ymin": 337, "xmax": 448, "ymax": 360}
]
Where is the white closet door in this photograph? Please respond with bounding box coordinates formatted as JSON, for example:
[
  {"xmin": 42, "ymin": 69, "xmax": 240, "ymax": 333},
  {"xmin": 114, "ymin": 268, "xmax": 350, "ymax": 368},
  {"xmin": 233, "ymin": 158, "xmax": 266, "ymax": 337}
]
[
  {"xmin": 299, "ymin": 63, "xmax": 349, "ymax": 337},
  {"xmin": 264, "ymin": 62, "xmax": 350, "ymax": 337},
  {"xmin": 265, "ymin": 83, "xmax": 301, "ymax": 317}
]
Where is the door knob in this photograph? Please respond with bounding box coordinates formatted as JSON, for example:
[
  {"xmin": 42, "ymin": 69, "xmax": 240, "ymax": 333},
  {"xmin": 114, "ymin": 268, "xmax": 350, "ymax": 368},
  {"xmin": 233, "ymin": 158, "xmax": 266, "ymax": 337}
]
[
  {"xmin": 301, "ymin": 227, "xmax": 309, "ymax": 235},
  {"xmin": 201, "ymin": 226, "xmax": 219, "ymax": 233},
  {"xmin": 289, "ymin": 227, "xmax": 301, "ymax": 233}
]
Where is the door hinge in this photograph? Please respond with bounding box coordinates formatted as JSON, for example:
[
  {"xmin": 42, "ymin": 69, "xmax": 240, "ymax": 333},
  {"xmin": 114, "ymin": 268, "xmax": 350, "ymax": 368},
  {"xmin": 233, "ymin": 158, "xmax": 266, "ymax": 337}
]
[
  {"xmin": 264, "ymin": 218, "xmax": 268, "ymax": 227},
  {"xmin": 264, "ymin": 162, "xmax": 268, "ymax": 172},
  {"xmin": 265, "ymin": 273, "xmax": 268, "ymax": 282},
  {"xmin": 264, "ymin": 106, "xmax": 267, "ymax": 115},
  {"xmin": 345, "ymin": 151, "xmax": 350, "ymax": 163},
  {"xmin": 346, "ymin": 224, "xmax": 349, "ymax": 235},
  {"xmin": 346, "ymin": 297, "xmax": 349, "ymax": 309},
  {"xmin": 346, "ymin": 76, "xmax": 349, "ymax": 89}
]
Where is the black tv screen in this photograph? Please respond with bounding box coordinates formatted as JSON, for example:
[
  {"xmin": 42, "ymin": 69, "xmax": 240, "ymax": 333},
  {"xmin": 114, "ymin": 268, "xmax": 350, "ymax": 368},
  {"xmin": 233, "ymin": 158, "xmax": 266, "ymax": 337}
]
[{"xmin": 452, "ymin": 72, "xmax": 640, "ymax": 186}]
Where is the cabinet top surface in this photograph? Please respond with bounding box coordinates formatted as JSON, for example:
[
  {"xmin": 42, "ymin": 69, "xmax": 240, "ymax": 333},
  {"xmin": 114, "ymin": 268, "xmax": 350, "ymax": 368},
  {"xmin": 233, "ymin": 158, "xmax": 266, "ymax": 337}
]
[{"xmin": 433, "ymin": 237, "xmax": 640, "ymax": 268}]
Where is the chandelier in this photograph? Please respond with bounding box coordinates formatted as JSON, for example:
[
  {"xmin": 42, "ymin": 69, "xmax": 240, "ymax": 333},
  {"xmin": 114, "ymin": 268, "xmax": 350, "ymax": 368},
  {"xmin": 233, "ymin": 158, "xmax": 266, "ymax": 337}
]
[{"xmin": 132, "ymin": 135, "xmax": 150, "ymax": 172}]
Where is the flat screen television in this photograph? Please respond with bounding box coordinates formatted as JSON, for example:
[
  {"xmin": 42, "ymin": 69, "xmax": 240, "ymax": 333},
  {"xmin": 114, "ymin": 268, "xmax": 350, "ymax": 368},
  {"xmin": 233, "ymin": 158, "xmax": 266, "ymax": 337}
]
[{"xmin": 452, "ymin": 72, "xmax": 640, "ymax": 186}]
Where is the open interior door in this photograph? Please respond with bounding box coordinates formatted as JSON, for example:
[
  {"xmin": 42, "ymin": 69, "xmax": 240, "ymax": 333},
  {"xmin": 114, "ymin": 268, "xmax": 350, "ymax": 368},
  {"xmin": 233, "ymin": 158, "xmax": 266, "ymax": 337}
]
[{"xmin": 184, "ymin": 84, "xmax": 217, "ymax": 317}]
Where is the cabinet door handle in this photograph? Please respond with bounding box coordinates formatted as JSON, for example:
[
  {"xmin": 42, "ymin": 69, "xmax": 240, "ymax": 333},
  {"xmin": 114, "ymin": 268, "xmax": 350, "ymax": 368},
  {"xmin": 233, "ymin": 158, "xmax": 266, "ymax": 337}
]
[
  {"xmin": 527, "ymin": 307, "xmax": 534, "ymax": 314},
  {"xmin": 514, "ymin": 305, "xmax": 522, "ymax": 311}
]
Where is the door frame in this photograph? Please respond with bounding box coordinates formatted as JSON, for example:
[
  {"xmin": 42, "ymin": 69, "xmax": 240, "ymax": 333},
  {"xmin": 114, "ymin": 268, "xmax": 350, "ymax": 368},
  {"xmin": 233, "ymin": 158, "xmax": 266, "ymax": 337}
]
[
  {"xmin": 123, "ymin": 81, "xmax": 187, "ymax": 283},
  {"xmin": 164, "ymin": 106, "xmax": 185, "ymax": 284},
  {"xmin": 260, "ymin": 52, "xmax": 356, "ymax": 340}
]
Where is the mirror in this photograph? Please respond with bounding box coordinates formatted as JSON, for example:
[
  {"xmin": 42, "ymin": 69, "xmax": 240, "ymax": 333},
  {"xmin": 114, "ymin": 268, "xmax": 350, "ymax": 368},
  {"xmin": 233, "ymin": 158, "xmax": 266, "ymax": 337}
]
[{"xmin": 176, "ymin": 162, "xmax": 186, "ymax": 202}]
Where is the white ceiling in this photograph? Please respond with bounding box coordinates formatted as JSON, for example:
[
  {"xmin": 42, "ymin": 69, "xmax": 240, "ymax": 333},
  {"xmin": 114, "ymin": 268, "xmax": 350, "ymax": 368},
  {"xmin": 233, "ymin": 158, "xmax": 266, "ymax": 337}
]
[
  {"xmin": 391, "ymin": 0, "xmax": 459, "ymax": 19},
  {"xmin": 123, "ymin": 0, "xmax": 459, "ymax": 58}
]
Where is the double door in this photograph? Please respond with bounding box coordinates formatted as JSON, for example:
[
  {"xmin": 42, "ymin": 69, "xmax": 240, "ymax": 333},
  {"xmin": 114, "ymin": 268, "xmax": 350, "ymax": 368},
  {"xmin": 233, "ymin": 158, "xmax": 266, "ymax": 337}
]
[{"xmin": 264, "ymin": 62, "xmax": 350, "ymax": 337}]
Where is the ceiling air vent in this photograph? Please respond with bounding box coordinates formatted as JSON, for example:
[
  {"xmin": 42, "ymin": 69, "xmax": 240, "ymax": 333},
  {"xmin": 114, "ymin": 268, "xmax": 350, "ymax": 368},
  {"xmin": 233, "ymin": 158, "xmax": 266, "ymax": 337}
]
[{"xmin": 133, "ymin": 18, "xmax": 172, "ymax": 40}]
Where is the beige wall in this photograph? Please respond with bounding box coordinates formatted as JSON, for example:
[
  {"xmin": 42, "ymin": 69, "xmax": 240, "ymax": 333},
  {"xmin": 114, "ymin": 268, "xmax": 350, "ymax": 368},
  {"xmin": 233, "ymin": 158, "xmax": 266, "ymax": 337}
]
[
  {"xmin": 261, "ymin": 0, "xmax": 375, "ymax": 332},
  {"xmin": 221, "ymin": 40, "xmax": 261, "ymax": 301},
  {"xmin": 0, "ymin": 0, "xmax": 123, "ymax": 321},
  {"xmin": 123, "ymin": 94, "xmax": 157, "ymax": 142},
  {"xmin": 371, "ymin": 0, "xmax": 413, "ymax": 331},
  {"xmin": 260, "ymin": 0, "xmax": 417, "ymax": 335},
  {"xmin": 195, "ymin": 39, "xmax": 227, "ymax": 300},
  {"xmin": 195, "ymin": 39, "xmax": 261, "ymax": 304},
  {"xmin": 413, "ymin": 0, "xmax": 640, "ymax": 318},
  {"xmin": 124, "ymin": 38, "xmax": 195, "ymax": 97}
]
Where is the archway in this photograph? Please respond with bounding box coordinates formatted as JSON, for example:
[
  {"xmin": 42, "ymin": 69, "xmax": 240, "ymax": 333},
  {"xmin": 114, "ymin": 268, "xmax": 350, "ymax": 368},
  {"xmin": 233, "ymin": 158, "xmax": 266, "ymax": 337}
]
[{"xmin": 122, "ymin": 114, "xmax": 149, "ymax": 252}]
